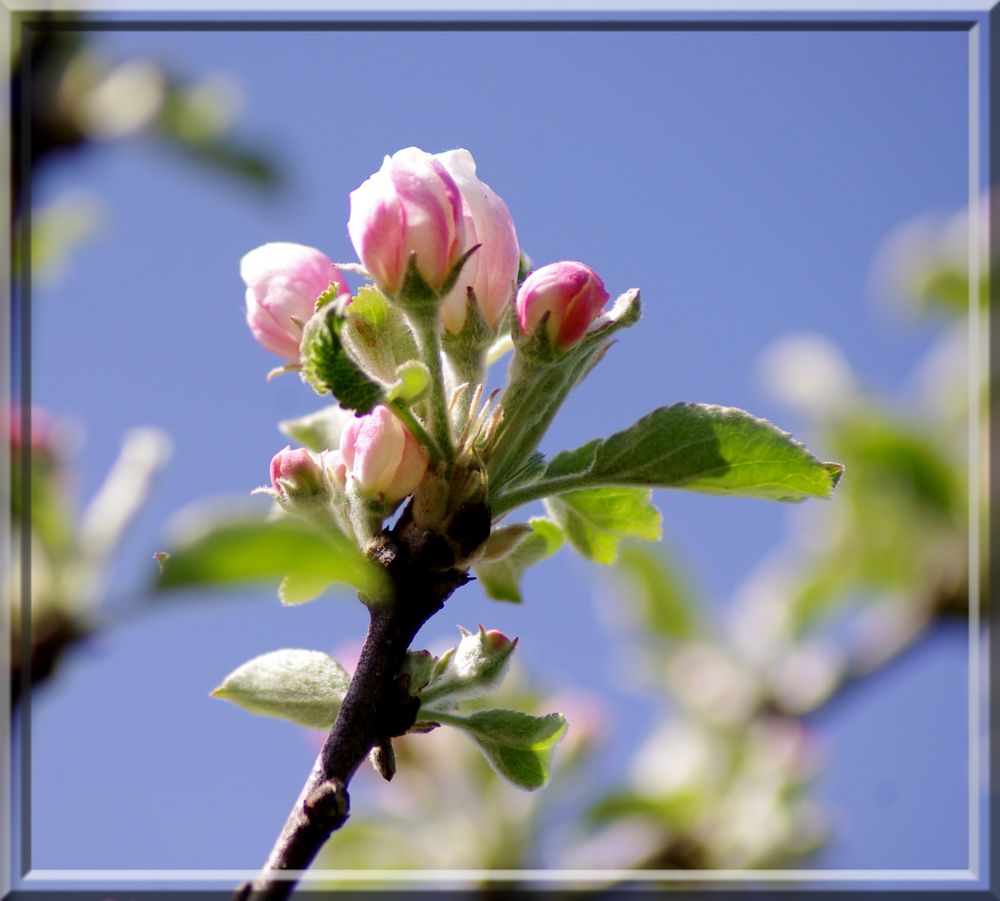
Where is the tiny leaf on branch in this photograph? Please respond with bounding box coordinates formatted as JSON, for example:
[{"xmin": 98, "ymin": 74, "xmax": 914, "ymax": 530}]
[
  {"xmin": 545, "ymin": 487, "xmax": 661, "ymax": 565},
  {"xmin": 155, "ymin": 515, "xmax": 389, "ymax": 602},
  {"xmin": 212, "ymin": 649, "xmax": 350, "ymax": 730},
  {"xmin": 492, "ymin": 403, "xmax": 844, "ymax": 515},
  {"xmin": 421, "ymin": 707, "xmax": 568, "ymax": 791},
  {"xmin": 473, "ymin": 517, "xmax": 564, "ymax": 603}
]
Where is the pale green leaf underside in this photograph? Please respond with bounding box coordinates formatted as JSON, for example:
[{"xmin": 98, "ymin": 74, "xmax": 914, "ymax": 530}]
[
  {"xmin": 545, "ymin": 487, "xmax": 661, "ymax": 565},
  {"xmin": 156, "ymin": 515, "xmax": 388, "ymax": 601},
  {"xmin": 212, "ymin": 648, "xmax": 350, "ymax": 731},
  {"xmin": 424, "ymin": 707, "xmax": 568, "ymax": 790},
  {"xmin": 474, "ymin": 517, "xmax": 564, "ymax": 603}
]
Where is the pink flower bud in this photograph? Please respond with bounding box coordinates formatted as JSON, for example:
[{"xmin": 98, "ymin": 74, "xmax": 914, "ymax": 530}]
[
  {"xmin": 482, "ymin": 628, "xmax": 514, "ymax": 653},
  {"xmin": 339, "ymin": 405, "xmax": 429, "ymax": 504},
  {"xmin": 436, "ymin": 149, "xmax": 519, "ymax": 333},
  {"xmin": 270, "ymin": 445, "xmax": 325, "ymax": 499},
  {"xmin": 241, "ymin": 243, "xmax": 349, "ymax": 363},
  {"xmin": 516, "ymin": 261, "xmax": 609, "ymax": 350},
  {"xmin": 347, "ymin": 147, "xmax": 469, "ymax": 297}
]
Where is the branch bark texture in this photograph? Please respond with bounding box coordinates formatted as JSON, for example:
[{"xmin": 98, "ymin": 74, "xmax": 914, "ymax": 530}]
[{"xmin": 240, "ymin": 507, "xmax": 472, "ymax": 901}]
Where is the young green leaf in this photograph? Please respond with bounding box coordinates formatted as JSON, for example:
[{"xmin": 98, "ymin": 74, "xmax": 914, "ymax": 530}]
[
  {"xmin": 545, "ymin": 487, "xmax": 661, "ymax": 565},
  {"xmin": 473, "ymin": 517, "xmax": 564, "ymax": 603},
  {"xmin": 424, "ymin": 708, "xmax": 568, "ymax": 791},
  {"xmin": 155, "ymin": 515, "xmax": 389, "ymax": 602},
  {"xmin": 492, "ymin": 403, "xmax": 844, "ymax": 515},
  {"xmin": 299, "ymin": 300, "xmax": 385, "ymax": 413},
  {"xmin": 212, "ymin": 649, "xmax": 350, "ymax": 730}
]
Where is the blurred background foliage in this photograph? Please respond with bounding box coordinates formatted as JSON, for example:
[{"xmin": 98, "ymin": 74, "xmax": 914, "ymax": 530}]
[
  {"xmin": 12, "ymin": 12, "xmax": 278, "ymax": 281},
  {"xmin": 9, "ymin": 13, "xmax": 278, "ymax": 702}
]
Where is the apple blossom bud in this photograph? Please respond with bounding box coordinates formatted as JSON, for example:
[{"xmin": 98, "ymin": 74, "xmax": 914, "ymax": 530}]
[
  {"xmin": 269, "ymin": 445, "xmax": 325, "ymax": 500},
  {"xmin": 420, "ymin": 625, "xmax": 518, "ymax": 704},
  {"xmin": 436, "ymin": 149, "xmax": 519, "ymax": 333},
  {"xmin": 339, "ymin": 405, "xmax": 429, "ymax": 504},
  {"xmin": 516, "ymin": 261, "xmax": 609, "ymax": 350},
  {"xmin": 241, "ymin": 242, "xmax": 349, "ymax": 362},
  {"xmin": 347, "ymin": 147, "xmax": 469, "ymax": 297}
]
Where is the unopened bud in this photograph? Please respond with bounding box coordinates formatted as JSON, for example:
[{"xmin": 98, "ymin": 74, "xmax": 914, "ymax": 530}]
[
  {"xmin": 269, "ymin": 445, "xmax": 325, "ymax": 500},
  {"xmin": 241, "ymin": 242, "xmax": 349, "ymax": 363},
  {"xmin": 516, "ymin": 261, "xmax": 609, "ymax": 350},
  {"xmin": 340, "ymin": 405, "xmax": 429, "ymax": 505}
]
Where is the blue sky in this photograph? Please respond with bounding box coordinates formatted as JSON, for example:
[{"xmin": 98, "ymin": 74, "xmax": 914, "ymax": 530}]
[{"xmin": 22, "ymin": 19, "xmax": 979, "ymax": 885}]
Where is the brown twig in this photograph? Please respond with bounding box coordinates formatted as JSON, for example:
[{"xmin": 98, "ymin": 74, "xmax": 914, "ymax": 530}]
[{"xmin": 239, "ymin": 506, "xmax": 473, "ymax": 901}]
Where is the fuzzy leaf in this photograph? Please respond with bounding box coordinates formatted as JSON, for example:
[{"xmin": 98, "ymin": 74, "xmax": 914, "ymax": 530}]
[
  {"xmin": 156, "ymin": 515, "xmax": 388, "ymax": 602},
  {"xmin": 545, "ymin": 487, "xmax": 661, "ymax": 565},
  {"xmin": 300, "ymin": 300, "xmax": 384, "ymax": 413},
  {"xmin": 425, "ymin": 708, "xmax": 568, "ymax": 790},
  {"xmin": 212, "ymin": 649, "xmax": 350, "ymax": 730},
  {"xmin": 474, "ymin": 517, "xmax": 564, "ymax": 603}
]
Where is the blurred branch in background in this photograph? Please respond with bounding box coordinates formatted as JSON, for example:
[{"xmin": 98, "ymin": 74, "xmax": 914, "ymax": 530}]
[
  {"xmin": 572, "ymin": 192, "xmax": 987, "ymax": 877},
  {"xmin": 9, "ymin": 14, "xmax": 281, "ymax": 701},
  {"xmin": 12, "ymin": 13, "xmax": 279, "ymax": 282},
  {"xmin": 10, "ymin": 409, "xmax": 170, "ymax": 703}
]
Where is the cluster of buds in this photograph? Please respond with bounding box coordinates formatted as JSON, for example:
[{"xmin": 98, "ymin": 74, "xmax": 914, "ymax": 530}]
[{"xmin": 241, "ymin": 145, "xmax": 633, "ymax": 559}]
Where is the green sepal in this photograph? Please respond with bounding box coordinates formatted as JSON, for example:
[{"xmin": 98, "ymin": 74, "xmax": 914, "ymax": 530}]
[
  {"xmin": 299, "ymin": 298, "xmax": 385, "ymax": 413},
  {"xmin": 545, "ymin": 487, "xmax": 661, "ymax": 565},
  {"xmin": 473, "ymin": 517, "xmax": 564, "ymax": 603},
  {"xmin": 211, "ymin": 648, "xmax": 350, "ymax": 731},
  {"xmin": 438, "ymin": 243, "xmax": 482, "ymax": 299},
  {"xmin": 441, "ymin": 286, "xmax": 498, "ymax": 362},
  {"xmin": 420, "ymin": 707, "xmax": 568, "ymax": 791}
]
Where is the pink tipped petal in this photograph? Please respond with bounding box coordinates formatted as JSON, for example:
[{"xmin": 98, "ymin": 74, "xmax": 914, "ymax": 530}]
[
  {"xmin": 348, "ymin": 147, "xmax": 472, "ymax": 296},
  {"xmin": 437, "ymin": 149, "xmax": 519, "ymax": 332},
  {"xmin": 337, "ymin": 404, "xmax": 429, "ymax": 504},
  {"xmin": 241, "ymin": 242, "xmax": 339, "ymax": 363}
]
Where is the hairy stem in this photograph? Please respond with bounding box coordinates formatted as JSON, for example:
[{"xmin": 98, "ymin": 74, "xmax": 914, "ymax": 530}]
[
  {"xmin": 409, "ymin": 313, "xmax": 454, "ymax": 466},
  {"xmin": 240, "ymin": 510, "xmax": 469, "ymax": 901}
]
